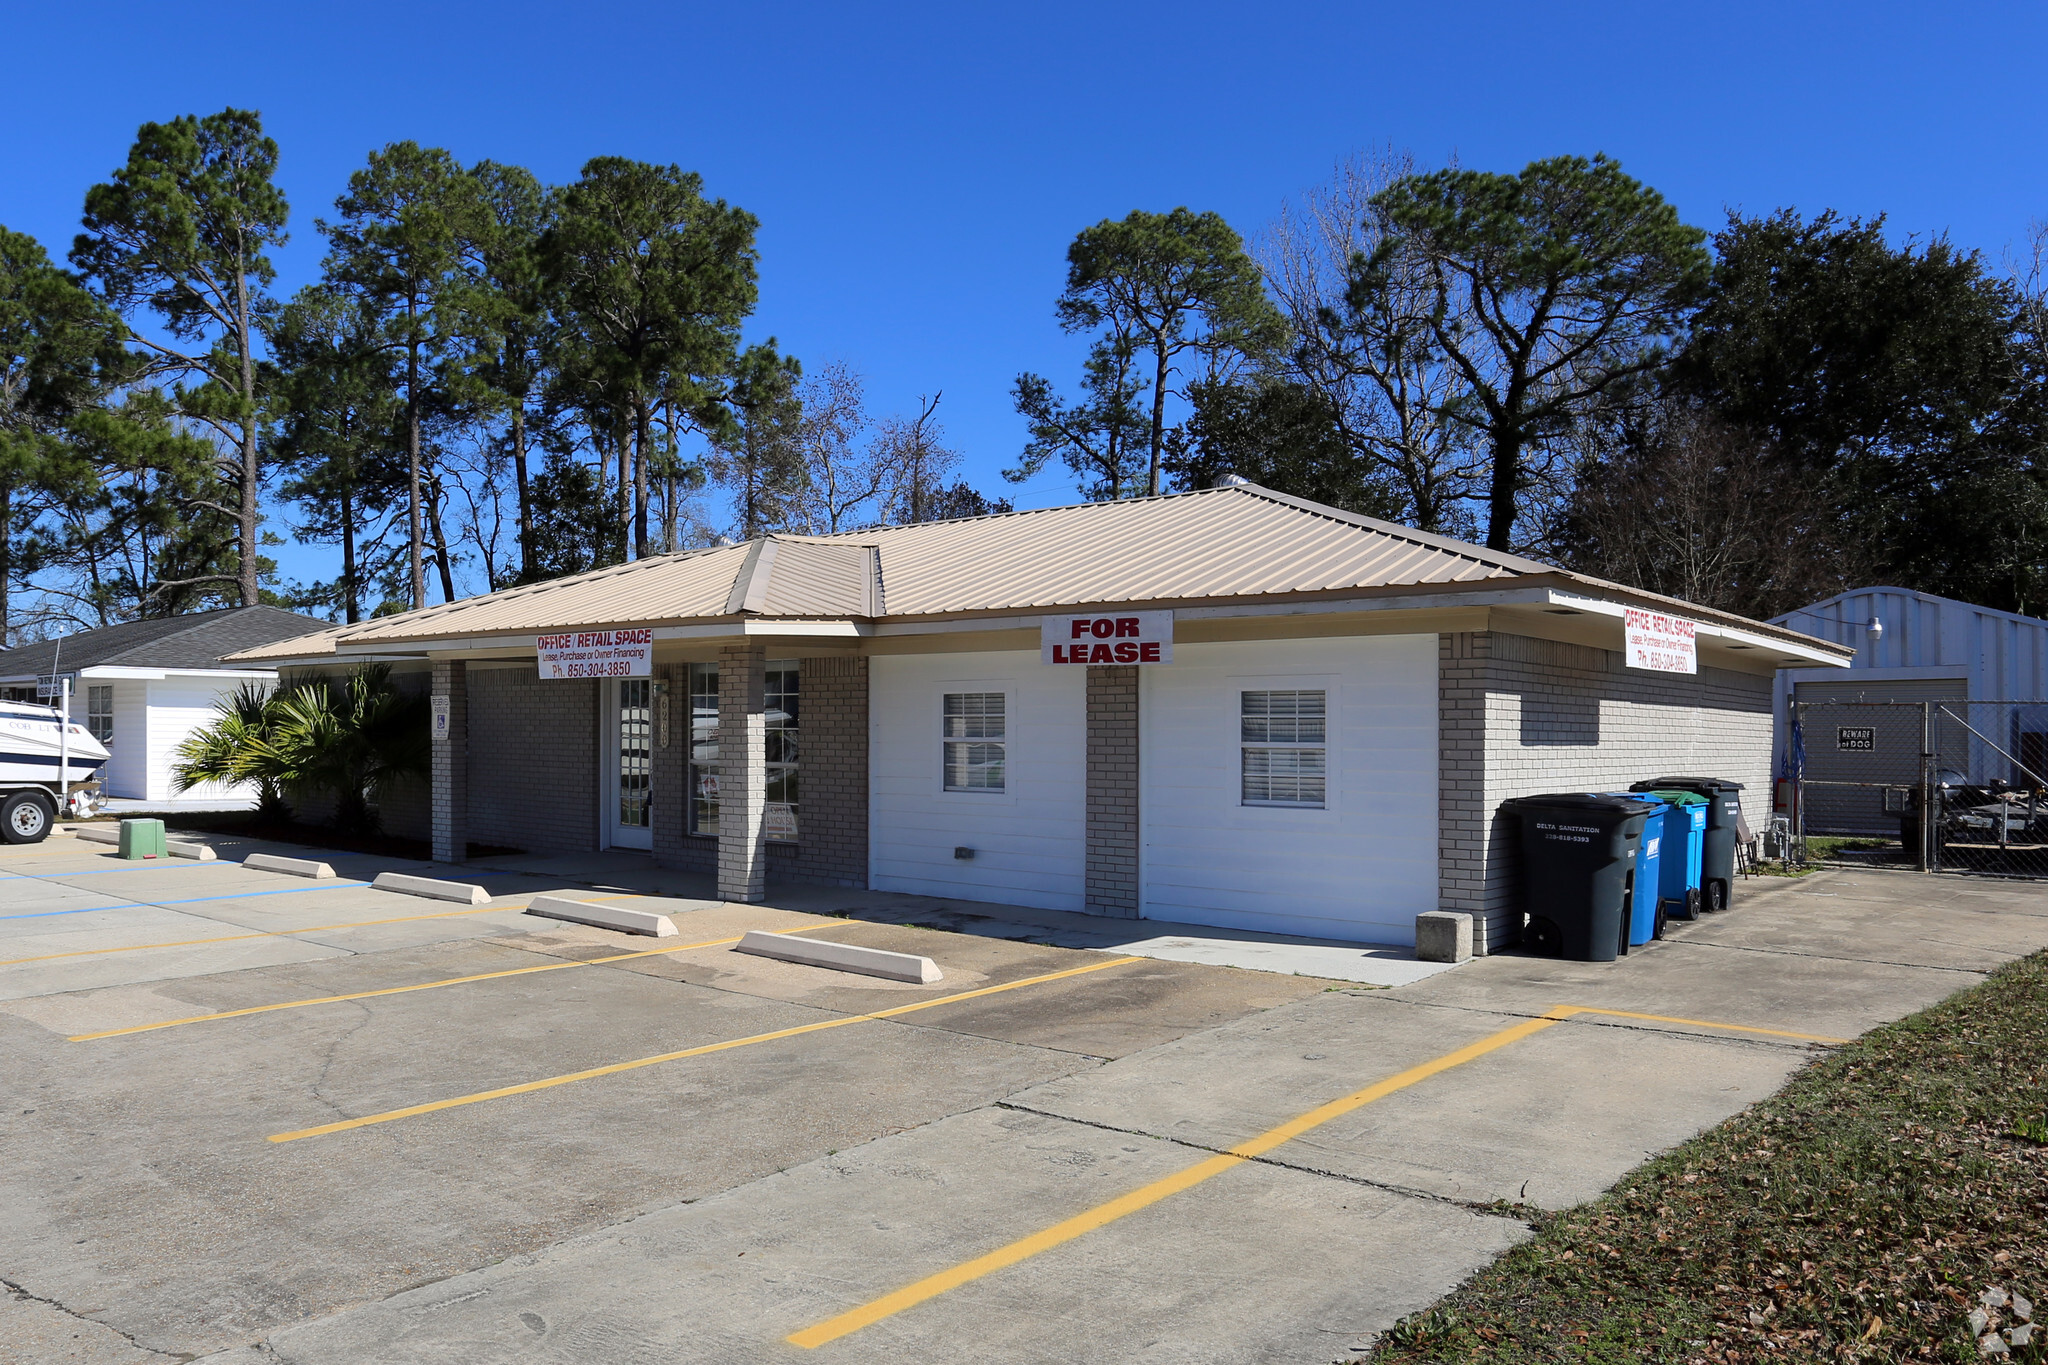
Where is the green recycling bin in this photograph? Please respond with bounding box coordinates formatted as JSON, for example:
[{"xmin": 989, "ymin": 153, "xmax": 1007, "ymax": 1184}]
[{"xmin": 1633, "ymin": 778, "xmax": 1744, "ymax": 911}]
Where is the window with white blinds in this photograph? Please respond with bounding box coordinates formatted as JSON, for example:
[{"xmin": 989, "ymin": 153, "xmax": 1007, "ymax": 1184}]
[
  {"xmin": 943, "ymin": 692, "xmax": 1006, "ymax": 791},
  {"xmin": 1241, "ymin": 689, "xmax": 1326, "ymax": 807}
]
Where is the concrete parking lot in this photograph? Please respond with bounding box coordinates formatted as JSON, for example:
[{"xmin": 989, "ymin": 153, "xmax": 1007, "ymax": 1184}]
[{"xmin": 2, "ymin": 829, "xmax": 2045, "ymax": 1364}]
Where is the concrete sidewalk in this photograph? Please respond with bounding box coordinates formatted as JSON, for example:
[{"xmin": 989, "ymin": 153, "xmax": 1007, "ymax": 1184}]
[{"xmin": 170, "ymin": 866, "xmax": 2048, "ymax": 1364}]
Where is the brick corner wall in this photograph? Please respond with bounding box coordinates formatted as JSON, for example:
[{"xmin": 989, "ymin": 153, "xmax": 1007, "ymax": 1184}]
[
  {"xmin": 1440, "ymin": 630, "xmax": 1773, "ymax": 955},
  {"xmin": 465, "ymin": 668, "xmax": 598, "ymax": 857}
]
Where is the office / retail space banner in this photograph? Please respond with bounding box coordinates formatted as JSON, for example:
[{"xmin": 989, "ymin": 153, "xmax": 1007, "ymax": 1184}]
[
  {"xmin": 1623, "ymin": 608, "xmax": 1697, "ymax": 674},
  {"xmin": 537, "ymin": 629, "xmax": 653, "ymax": 679}
]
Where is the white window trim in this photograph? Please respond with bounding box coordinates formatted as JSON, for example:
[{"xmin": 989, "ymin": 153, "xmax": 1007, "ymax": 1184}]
[
  {"xmin": 931, "ymin": 681, "xmax": 1019, "ymax": 805},
  {"xmin": 1228, "ymin": 673, "xmax": 1340, "ymax": 821}
]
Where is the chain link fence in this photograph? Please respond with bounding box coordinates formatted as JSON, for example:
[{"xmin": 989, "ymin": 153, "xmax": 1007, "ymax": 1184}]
[{"xmin": 1788, "ymin": 700, "xmax": 2048, "ymax": 879}]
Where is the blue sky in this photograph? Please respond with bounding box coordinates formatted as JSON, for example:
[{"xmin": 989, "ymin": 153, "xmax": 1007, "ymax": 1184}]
[{"xmin": 4, "ymin": 1, "xmax": 2045, "ymax": 596}]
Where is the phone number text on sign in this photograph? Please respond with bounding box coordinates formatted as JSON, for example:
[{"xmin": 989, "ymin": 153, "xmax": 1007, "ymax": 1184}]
[
  {"xmin": 537, "ymin": 628, "xmax": 653, "ymax": 680},
  {"xmin": 1622, "ymin": 607, "xmax": 1697, "ymax": 675}
]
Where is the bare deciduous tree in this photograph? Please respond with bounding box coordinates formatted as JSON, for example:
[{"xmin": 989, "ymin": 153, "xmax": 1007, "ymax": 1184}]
[
  {"xmin": 788, "ymin": 362, "xmax": 891, "ymax": 534},
  {"xmin": 875, "ymin": 391, "xmax": 960, "ymax": 523},
  {"xmin": 1257, "ymin": 149, "xmax": 1485, "ymax": 538},
  {"xmin": 1557, "ymin": 403, "xmax": 1864, "ymax": 620}
]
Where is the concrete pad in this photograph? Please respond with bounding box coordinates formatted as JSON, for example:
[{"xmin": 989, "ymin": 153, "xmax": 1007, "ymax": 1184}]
[
  {"xmin": 370, "ymin": 871, "xmax": 490, "ymax": 905},
  {"xmin": 525, "ymin": 894, "xmax": 677, "ymax": 936},
  {"xmin": 253, "ymin": 1106, "xmax": 1528, "ymax": 1365},
  {"xmin": 165, "ymin": 839, "xmax": 216, "ymax": 861},
  {"xmin": 1672, "ymin": 871, "xmax": 2048, "ymax": 973},
  {"xmin": 1010, "ymin": 989, "xmax": 1810, "ymax": 1210},
  {"xmin": 819, "ymin": 893, "xmax": 1460, "ymax": 986},
  {"xmin": 736, "ymin": 927, "xmax": 942, "ymax": 982},
  {"xmin": 0, "ymin": 970, "xmax": 1096, "ymax": 1358},
  {"xmin": 0, "ymin": 1289, "xmax": 169, "ymax": 1365},
  {"xmin": 1395, "ymin": 926, "xmax": 1981, "ymax": 1045},
  {"xmin": 0, "ymin": 982, "xmax": 221, "ymax": 1038},
  {"xmin": 622, "ymin": 920, "xmax": 1324, "ymax": 1059},
  {"xmin": 241, "ymin": 853, "xmax": 335, "ymax": 879}
]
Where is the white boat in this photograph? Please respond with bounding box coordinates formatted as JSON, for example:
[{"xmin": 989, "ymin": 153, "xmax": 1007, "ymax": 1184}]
[{"xmin": 0, "ymin": 699, "xmax": 112, "ymax": 788}]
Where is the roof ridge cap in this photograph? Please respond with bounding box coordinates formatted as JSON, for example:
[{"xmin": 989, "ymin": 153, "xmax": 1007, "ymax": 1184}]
[{"xmin": 1221, "ymin": 483, "xmax": 1554, "ymax": 574}]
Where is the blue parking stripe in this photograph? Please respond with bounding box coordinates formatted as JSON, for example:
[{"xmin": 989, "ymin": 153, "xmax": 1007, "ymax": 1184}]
[
  {"xmin": 0, "ymin": 882, "xmax": 374, "ymax": 922},
  {"xmin": 0, "ymin": 863, "xmax": 216, "ymax": 881}
]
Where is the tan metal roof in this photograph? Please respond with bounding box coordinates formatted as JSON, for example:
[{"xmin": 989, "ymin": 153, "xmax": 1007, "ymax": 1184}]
[
  {"xmin": 221, "ymin": 484, "xmax": 1845, "ymax": 658},
  {"xmin": 851, "ymin": 484, "xmax": 1528, "ymax": 614}
]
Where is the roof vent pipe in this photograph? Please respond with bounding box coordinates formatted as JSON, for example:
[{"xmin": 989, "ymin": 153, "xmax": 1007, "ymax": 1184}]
[{"xmin": 1215, "ymin": 472, "xmax": 1251, "ymax": 487}]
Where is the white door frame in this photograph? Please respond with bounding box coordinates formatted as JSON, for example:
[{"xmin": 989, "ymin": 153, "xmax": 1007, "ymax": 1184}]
[{"xmin": 602, "ymin": 678, "xmax": 654, "ymax": 851}]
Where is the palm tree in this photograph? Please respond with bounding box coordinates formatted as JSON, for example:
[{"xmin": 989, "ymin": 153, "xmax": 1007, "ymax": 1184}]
[
  {"xmin": 266, "ymin": 664, "xmax": 429, "ymax": 834},
  {"xmin": 171, "ymin": 681, "xmax": 293, "ymax": 821},
  {"xmin": 171, "ymin": 665, "xmax": 429, "ymax": 834}
]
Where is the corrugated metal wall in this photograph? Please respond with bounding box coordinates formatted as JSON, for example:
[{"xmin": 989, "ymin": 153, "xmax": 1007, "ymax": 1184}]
[{"xmin": 1771, "ymin": 589, "xmax": 2048, "ymax": 796}]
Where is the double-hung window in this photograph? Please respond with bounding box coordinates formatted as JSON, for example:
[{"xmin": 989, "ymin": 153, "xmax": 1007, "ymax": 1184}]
[
  {"xmin": 87, "ymin": 685, "xmax": 114, "ymax": 745},
  {"xmin": 943, "ymin": 692, "xmax": 1005, "ymax": 792},
  {"xmin": 1241, "ymin": 689, "xmax": 1326, "ymax": 808}
]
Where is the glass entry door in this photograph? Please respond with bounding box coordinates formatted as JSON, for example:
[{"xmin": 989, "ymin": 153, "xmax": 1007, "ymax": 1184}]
[{"xmin": 607, "ymin": 678, "xmax": 653, "ymax": 850}]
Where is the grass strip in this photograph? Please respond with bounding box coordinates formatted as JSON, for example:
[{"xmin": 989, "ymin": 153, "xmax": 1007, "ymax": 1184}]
[{"xmin": 1366, "ymin": 949, "xmax": 2048, "ymax": 1364}]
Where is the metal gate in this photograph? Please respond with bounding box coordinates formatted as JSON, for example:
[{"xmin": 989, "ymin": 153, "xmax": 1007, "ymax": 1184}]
[{"xmin": 1789, "ymin": 699, "xmax": 2048, "ymax": 878}]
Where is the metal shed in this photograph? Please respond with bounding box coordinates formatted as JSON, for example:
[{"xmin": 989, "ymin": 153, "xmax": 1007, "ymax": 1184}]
[{"xmin": 1771, "ymin": 587, "xmax": 2048, "ymax": 836}]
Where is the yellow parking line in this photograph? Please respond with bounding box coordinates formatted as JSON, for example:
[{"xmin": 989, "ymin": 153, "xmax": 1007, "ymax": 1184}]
[
  {"xmin": 787, "ymin": 1007, "xmax": 1573, "ymax": 1348},
  {"xmin": 1565, "ymin": 1006, "xmax": 1848, "ymax": 1045},
  {"xmin": 268, "ymin": 955, "xmax": 1147, "ymax": 1144},
  {"xmin": 786, "ymin": 1000, "xmax": 1847, "ymax": 1348},
  {"xmin": 71, "ymin": 918, "xmax": 875, "ymax": 1040}
]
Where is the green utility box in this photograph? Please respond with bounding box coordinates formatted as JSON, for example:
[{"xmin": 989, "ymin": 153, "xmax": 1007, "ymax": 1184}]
[{"xmin": 118, "ymin": 818, "xmax": 167, "ymax": 860}]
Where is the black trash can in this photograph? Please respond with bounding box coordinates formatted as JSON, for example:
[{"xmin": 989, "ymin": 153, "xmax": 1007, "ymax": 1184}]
[
  {"xmin": 1631, "ymin": 777, "xmax": 1744, "ymax": 912},
  {"xmin": 1501, "ymin": 794, "xmax": 1657, "ymax": 962}
]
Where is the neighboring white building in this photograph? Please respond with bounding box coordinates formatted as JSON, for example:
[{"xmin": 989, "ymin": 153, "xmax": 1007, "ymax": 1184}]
[{"xmin": 0, "ymin": 607, "xmax": 329, "ymax": 802}]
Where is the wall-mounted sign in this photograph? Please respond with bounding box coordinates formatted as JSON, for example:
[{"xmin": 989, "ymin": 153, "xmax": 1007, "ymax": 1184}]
[
  {"xmin": 431, "ymin": 695, "xmax": 450, "ymax": 742},
  {"xmin": 1837, "ymin": 726, "xmax": 1876, "ymax": 752},
  {"xmin": 537, "ymin": 628, "xmax": 653, "ymax": 680},
  {"xmin": 1042, "ymin": 610, "xmax": 1173, "ymax": 665},
  {"xmin": 1623, "ymin": 608, "xmax": 1697, "ymax": 674}
]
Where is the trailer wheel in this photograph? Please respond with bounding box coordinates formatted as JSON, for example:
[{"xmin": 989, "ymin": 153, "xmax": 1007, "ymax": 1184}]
[{"xmin": 2, "ymin": 791, "xmax": 53, "ymax": 844}]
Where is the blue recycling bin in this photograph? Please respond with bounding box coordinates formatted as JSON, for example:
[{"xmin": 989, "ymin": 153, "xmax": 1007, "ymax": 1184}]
[
  {"xmin": 1597, "ymin": 792, "xmax": 1666, "ymax": 947},
  {"xmin": 1643, "ymin": 789, "xmax": 1708, "ymax": 920}
]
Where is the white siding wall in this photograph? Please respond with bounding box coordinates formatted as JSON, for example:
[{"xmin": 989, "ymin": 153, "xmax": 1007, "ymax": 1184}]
[
  {"xmin": 869, "ymin": 650, "xmax": 1087, "ymax": 911},
  {"xmin": 144, "ymin": 677, "xmax": 252, "ymax": 801},
  {"xmin": 1140, "ymin": 635, "xmax": 1439, "ymax": 944},
  {"xmin": 103, "ymin": 680, "xmax": 150, "ymax": 799}
]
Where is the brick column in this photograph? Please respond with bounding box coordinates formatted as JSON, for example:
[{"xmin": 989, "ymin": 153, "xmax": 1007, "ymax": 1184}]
[
  {"xmin": 431, "ymin": 660, "xmax": 468, "ymax": 864},
  {"xmin": 794, "ymin": 655, "xmax": 869, "ymax": 886},
  {"xmin": 717, "ymin": 644, "xmax": 767, "ymax": 902},
  {"xmin": 1085, "ymin": 664, "xmax": 1140, "ymax": 917}
]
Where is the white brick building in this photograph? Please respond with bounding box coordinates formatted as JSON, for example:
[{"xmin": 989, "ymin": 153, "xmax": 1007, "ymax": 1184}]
[{"xmin": 234, "ymin": 485, "xmax": 1850, "ymax": 953}]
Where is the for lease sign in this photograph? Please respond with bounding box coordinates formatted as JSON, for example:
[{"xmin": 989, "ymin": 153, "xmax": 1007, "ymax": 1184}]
[
  {"xmin": 537, "ymin": 628, "xmax": 653, "ymax": 680},
  {"xmin": 1041, "ymin": 610, "xmax": 1174, "ymax": 665},
  {"xmin": 1623, "ymin": 608, "xmax": 1697, "ymax": 674}
]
